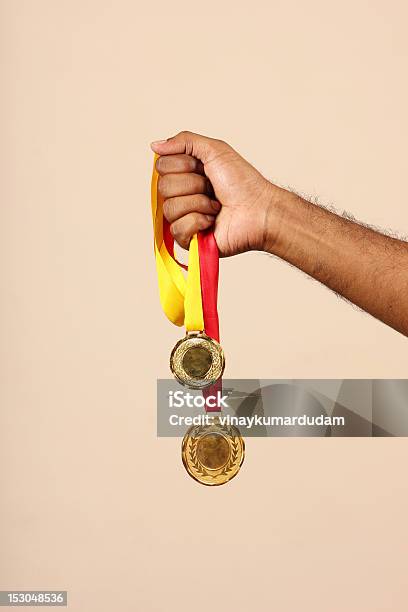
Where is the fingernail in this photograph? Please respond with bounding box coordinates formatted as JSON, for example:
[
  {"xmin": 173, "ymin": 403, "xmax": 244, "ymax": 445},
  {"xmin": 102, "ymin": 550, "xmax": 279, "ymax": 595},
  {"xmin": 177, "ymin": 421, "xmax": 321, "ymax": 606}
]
[
  {"xmin": 151, "ymin": 139, "xmax": 167, "ymax": 145},
  {"xmin": 206, "ymin": 215, "xmax": 214, "ymax": 222}
]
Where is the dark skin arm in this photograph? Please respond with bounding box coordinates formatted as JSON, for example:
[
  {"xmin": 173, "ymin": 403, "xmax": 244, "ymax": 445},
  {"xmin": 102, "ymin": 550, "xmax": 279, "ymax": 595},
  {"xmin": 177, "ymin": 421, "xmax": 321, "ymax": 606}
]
[{"xmin": 151, "ymin": 131, "xmax": 408, "ymax": 337}]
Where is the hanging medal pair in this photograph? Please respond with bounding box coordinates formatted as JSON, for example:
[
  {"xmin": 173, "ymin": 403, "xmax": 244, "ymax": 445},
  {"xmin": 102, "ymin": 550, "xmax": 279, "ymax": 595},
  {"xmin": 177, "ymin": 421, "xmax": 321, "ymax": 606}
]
[{"xmin": 151, "ymin": 154, "xmax": 244, "ymax": 485}]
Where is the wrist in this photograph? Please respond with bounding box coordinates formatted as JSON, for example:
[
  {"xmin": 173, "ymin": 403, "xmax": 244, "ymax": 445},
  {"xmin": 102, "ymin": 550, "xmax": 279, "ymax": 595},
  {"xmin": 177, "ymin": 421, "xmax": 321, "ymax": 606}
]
[{"xmin": 260, "ymin": 183, "xmax": 295, "ymax": 256}]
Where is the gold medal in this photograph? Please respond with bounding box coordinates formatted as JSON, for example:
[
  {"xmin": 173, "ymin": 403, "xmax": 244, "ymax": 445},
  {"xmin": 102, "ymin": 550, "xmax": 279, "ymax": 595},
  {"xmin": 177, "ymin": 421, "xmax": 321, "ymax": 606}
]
[
  {"xmin": 170, "ymin": 331, "xmax": 225, "ymax": 389},
  {"xmin": 182, "ymin": 416, "xmax": 244, "ymax": 486}
]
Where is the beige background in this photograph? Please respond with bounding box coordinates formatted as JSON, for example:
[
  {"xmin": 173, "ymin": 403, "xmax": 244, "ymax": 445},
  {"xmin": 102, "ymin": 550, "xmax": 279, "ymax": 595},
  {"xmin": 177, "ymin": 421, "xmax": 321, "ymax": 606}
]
[{"xmin": 1, "ymin": 1, "xmax": 408, "ymax": 610}]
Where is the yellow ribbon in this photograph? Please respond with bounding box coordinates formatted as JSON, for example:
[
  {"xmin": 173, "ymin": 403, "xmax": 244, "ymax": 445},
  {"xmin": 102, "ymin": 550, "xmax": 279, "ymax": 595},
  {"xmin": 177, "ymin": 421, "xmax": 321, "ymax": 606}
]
[{"xmin": 151, "ymin": 154, "xmax": 204, "ymax": 331}]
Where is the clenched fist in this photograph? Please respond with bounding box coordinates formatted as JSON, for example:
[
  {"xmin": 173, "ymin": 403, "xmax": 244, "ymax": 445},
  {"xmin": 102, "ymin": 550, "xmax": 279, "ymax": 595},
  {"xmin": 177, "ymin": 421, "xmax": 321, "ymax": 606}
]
[
  {"xmin": 150, "ymin": 130, "xmax": 408, "ymax": 337},
  {"xmin": 151, "ymin": 131, "xmax": 281, "ymax": 257}
]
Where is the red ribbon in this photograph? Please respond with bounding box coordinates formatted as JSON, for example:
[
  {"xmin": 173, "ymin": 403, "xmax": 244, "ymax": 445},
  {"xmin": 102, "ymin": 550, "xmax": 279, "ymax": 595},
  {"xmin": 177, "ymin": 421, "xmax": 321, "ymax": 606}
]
[
  {"xmin": 198, "ymin": 230, "xmax": 220, "ymax": 342},
  {"xmin": 198, "ymin": 230, "xmax": 223, "ymax": 412}
]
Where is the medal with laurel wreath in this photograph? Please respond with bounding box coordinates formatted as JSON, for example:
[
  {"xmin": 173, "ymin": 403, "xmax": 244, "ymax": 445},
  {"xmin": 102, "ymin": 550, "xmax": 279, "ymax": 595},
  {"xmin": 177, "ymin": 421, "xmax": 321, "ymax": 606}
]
[{"xmin": 181, "ymin": 416, "xmax": 244, "ymax": 486}]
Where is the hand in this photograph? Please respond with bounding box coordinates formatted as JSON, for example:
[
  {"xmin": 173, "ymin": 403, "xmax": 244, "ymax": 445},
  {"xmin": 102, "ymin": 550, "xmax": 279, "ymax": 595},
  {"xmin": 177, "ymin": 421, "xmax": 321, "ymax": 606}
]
[
  {"xmin": 151, "ymin": 132, "xmax": 408, "ymax": 337},
  {"xmin": 151, "ymin": 131, "xmax": 279, "ymax": 257}
]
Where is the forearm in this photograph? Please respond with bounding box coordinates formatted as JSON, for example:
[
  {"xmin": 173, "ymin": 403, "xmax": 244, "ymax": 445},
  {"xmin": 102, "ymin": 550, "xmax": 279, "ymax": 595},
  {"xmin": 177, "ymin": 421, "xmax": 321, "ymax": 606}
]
[{"xmin": 265, "ymin": 187, "xmax": 408, "ymax": 336}]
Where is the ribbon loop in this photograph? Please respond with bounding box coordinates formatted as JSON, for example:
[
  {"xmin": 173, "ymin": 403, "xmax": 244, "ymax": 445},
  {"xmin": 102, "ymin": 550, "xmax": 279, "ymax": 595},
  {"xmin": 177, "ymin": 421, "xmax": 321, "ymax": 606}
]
[{"xmin": 151, "ymin": 154, "xmax": 204, "ymax": 331}]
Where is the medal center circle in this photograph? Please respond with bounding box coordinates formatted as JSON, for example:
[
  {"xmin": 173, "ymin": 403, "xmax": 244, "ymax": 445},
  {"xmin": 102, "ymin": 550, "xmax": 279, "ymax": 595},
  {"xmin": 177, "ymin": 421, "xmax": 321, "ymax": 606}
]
[
  {"xmin": 182, "ymin": 346, "xmax": 212, "ymax": 379},
  {"xmin": 196, "ymin": 433, "xmax": 230, "ymax": 470}
]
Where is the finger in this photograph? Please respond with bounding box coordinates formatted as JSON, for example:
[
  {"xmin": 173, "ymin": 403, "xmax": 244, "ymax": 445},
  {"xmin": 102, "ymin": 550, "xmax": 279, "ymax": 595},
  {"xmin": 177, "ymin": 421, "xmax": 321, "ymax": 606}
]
[
  {"xmin": 151, "ymin": 131, "xmax": 233, "ymax": 165},
  {"xmin": 155, "ymin": 154, "xmax": 204, "ymax": 176},
  {"xmin": 158, "ymin": 172, "xmax": 212, "ymax": 199},
  {"xmin": 163, "ymin": 194, "xmax": 220, "ymax": 223},
  {"xmin": 170, "ymin": 213, "xmax": 215, "ymax": 250}
]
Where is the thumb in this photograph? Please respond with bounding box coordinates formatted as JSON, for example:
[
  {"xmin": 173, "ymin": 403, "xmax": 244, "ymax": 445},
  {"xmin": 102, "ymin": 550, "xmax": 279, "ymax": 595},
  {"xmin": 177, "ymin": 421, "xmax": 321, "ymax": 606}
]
[{"xmin": 150, "ymin": 131, "xmax": 229, "ymax": 165}]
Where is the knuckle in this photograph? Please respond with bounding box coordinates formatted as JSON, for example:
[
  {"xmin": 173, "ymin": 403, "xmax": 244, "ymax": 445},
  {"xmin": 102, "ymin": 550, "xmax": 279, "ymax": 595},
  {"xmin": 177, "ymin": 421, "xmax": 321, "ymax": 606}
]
[
  {"xmin": 187, "ymin": 155, "xmax": 199, "ymax": 171},
  {"xmin": 190, "ymin": 212, "xmax": 209, "ymax": 230},
  {"xmin": 170, "ymin": 222, "xmax": 181, "ymax": 240},
  {"xmin": 215, "ymin": 138, "xmax": 230, "ymax": 151},
  {"xmin": 196, "ymin": 194, "xmax": 210, "ymax": 209},
  {"xmin": 157, "ymin": 175, "xmax": 169, "ymax": 196},
  {"xmin": 156, "ymin": 156, "xmax": 171, "ymax": 174},
  {"xmin": 171, "ymin": 222, "xmax": 189, "ymax": 249},
  {"xmin": 198, "ymin": 213, "xmax": 211, "ymax": 229},
  {"xmin": 190, "ymin": 212, "xmax": 201, "ymax": 225},
  {"xmin": 162, "ymin": 199, "xmax": 174, "ymax": 221},
  {"xmin": 192, "ymin": 174, "xmax": 207, "ymax": 193},
  {"xmin": 177, "ymin": 131, "xmax": 194, "ymax": 156},
  {"xmin": 155, "ymin": 156, "xmax": 164, "ymax": 173}
]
